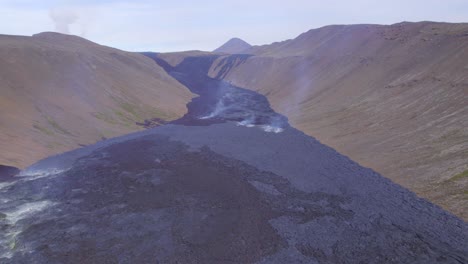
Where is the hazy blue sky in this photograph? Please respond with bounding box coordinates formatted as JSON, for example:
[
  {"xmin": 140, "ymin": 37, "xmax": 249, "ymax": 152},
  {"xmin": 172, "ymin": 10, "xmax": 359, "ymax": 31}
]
[{"xmin": 1, "ymin": 0, "xmax": 467, "ymax": 52}]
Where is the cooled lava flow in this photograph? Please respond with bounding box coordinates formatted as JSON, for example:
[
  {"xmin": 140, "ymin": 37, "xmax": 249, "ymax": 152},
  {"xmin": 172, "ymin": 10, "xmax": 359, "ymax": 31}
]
[{"xmin": 144, "ymin": 53, "xmax": 289, "ymax": 133}]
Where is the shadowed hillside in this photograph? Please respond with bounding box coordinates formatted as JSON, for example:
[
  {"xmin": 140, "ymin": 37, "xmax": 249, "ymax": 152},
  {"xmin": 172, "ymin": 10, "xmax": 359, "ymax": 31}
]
[
  {"xmin": 0, "ymin": 32, "xmax": 194, "ymax": 169},
  {"xmin": 179, "ymin": 22, "xmax": 468, "ymax": 219}
]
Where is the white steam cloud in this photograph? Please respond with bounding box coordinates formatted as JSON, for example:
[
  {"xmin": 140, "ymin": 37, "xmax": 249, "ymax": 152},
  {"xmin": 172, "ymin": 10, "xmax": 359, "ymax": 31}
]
[
  {"xmin": 48, "ymin": 6, "xmax": 96, "ymax": 37},
  {"xmin": 49, "ymin": 8, "xmax": 79, "ymax": 34}
]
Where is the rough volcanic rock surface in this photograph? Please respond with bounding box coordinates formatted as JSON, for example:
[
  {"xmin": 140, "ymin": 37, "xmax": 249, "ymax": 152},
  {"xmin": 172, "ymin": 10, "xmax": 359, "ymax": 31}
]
[
  {"xmin": 0, "ymin": 165, "xmax": 19, "ymax": 182},
  {"xmin": 0, "ymin": 123, "xmax": 466, "ymax": 263}
]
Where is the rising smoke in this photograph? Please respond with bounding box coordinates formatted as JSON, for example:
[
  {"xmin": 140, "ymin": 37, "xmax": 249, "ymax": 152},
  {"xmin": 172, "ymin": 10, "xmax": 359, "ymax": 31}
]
[{"xmin": 49, "ymin": 8, "xmax": 79, "ymax": 34}]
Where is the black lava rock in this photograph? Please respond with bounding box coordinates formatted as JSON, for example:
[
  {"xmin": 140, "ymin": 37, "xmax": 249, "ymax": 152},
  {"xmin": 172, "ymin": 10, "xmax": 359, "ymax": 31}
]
[{"xmin": 0, "ymin": 165, "xmax": 20, "ymax": 182}]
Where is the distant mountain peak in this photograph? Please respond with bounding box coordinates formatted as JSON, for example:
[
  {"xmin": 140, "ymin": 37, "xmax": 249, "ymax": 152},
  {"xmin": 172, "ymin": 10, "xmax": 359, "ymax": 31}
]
[{"xmin": 213, "ymin": 37, "xmax": 252, "ymax": 54}]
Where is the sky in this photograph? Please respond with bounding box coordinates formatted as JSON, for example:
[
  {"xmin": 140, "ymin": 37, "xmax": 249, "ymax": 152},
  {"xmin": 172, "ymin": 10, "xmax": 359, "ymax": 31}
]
[{"xmin": 0, "ymin": 0, "xmax": 467, "ymax": 52}]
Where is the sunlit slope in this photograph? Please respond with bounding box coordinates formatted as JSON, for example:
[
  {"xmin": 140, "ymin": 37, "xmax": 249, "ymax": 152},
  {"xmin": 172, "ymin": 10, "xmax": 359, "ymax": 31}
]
[{"xmin": 0, "ymin": 32, "xmax": 193, "ymax": 168}]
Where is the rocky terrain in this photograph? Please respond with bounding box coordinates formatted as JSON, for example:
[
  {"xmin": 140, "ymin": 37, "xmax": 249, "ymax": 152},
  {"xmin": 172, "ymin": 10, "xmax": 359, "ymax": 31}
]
[
  {"xmin": 203, "ymin": 21, "xmax": 468, "ymax": 219},
  {"xmin": 0, "ymin": 56, "xmax": 467, "ymax": 263},
  {"xmin": 0, "ymin": 32, "xmax": 193, "ymax": 169}
]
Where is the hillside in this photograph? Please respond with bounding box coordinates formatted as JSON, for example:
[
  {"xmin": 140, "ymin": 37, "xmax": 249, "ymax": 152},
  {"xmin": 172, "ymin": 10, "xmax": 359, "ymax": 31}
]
[
  {"xmin": 213, "ymin": 37, "xmax": 252, "ymax": 54},
  {"xmin": 203, "ymin": 22, "xmax": 468, "ymax": 219},
  {"xmin": 0, "ymin": 32, "xmax": 194, "ymax": 169}
]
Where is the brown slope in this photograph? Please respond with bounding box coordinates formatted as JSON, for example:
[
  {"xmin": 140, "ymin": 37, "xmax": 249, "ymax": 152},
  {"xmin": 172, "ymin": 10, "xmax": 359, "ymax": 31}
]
[
  {"xmin": 205, "ymin": 22, "xmax": 468, "ymax": 219},
  {"xmin": 0, "ymin": 32, "xmax": 194, "ymax": 169}
]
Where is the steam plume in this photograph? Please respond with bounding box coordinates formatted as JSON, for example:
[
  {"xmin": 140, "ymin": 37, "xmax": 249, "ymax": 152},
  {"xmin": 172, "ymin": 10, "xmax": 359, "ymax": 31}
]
[{"xmin": 49, "ymin": 8, "xmax": 79, "ymax": 34}]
